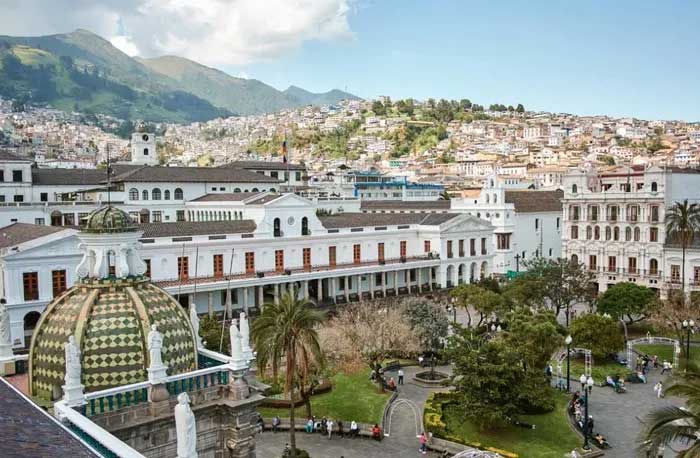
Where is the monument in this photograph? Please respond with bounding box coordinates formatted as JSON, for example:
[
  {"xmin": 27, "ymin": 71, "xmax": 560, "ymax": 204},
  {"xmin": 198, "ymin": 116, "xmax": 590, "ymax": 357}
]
[
  {"xmin": 175, "ymin": 392, "xmax": 198, "ymax": 458},
  {"xmin": 62, "ymin": 335, "xmax": 86, "ymax": 406},
  {"xmin": 147, "ymin": 324, "xmax": 168, "ymax": 384}
]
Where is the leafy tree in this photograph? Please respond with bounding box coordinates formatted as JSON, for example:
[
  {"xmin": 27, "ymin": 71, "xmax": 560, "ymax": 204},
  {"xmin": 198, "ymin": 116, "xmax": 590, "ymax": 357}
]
[
  {"xmin": 569, "ymin": 313, "xmax": 624, "ymax": 360},
  {"xmin": 404, "ymin": 298, "xmax": 450, "ymax": 375},
  {"xmin": 199, "ymin": 315, "xmax": 230, "ymax": 353},
  {"xmin": 459, "ymin": 98, "xmax": 472, "ymax": 110},
  {"xmin": 516, "ymin": 103, "xmax": 525, "ymax": 113},
  {"xmin": 252, "ymin": 290, "xmax": 325, "ymax": 458},
  {"xmin": 666, "ymin": 200, "xmax": 700, "ymax": 298},
  {"xmin": 520, "ymin": 257, "xmax": 596, "ymax": 323},
  {"xmin": 371, "ymin": 100, "xmax": 386, "ymax": 116},
  {"xmin": 503, "ymin": 307, "xmax": 562, "ymax": 369},
  {"xmin": 597, "ymin": 282, "xmax": 657, "ymax": 324},
  {"xmin": 450, "ymin": 284, "xmax": 505, "ymax": 327},
  {"xmin": 439, "ymin": 191, "xmax": 451, "ymax": 200}
]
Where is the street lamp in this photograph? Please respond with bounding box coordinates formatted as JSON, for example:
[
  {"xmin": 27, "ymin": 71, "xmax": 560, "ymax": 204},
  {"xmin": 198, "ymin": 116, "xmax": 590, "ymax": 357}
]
[
  {"xmin": 579, "ymin": 374, "xmax": 595, "ymax": 450},
  {"xmin": 565, "ymin": 335, "xmax": 573, "ymax": 392},
  {"xmin": 683, "ymin": 319, "xmax": 695, "ymax": 370},
  {"xmin": 449, "ymin": 297, "xmax": 457, "ymax": 324}
]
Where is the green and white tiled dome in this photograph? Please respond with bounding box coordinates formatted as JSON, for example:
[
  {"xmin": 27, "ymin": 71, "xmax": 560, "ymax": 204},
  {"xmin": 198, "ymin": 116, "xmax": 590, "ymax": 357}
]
[
  {"xmin": 29, "ymin": 276, "xmax": 198, "ymax": 400},
  {"xmin": 82, "ymin": 205, "xmax": 136, "ymax": 233}
]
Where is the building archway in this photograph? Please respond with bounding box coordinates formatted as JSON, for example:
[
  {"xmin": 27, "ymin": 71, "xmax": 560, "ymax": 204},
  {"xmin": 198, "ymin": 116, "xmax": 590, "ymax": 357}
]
[
  {"xmin": 480, "ymin": 261, "xmax": 488, "ymax": 278},
  {"xmin": 445, "ymin": 265, "xmax": 454, "ymax": 288},
  {"xmin": 470, "ymin": 262, "xmax": 478, "ymax": 283},
  {"xmin": 457, "ymin": 264, "xmax": 466, "ymax": 284},
  {"xmin": 24, "ymin": 311, "xmax": 41, "ymax": 347}
]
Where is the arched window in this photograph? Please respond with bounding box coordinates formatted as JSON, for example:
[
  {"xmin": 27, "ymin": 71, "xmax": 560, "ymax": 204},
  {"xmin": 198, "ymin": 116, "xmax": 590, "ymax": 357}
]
[
  {"xmin": 493, "ymin": 193, "xmax": 498, "ymax": 203},
  {"xmin": 651, "ymin": 181, "xmax": 658, "ymax": 192},
  {"xmin": 301, "ymin": 216, "xmax": 309, "ymax": 236},
  {"xmin": 571, "ymin": 254, "xmax": 579, "ymax": 264},
  {"xmin": 486, "ymin": 194, "xmax": 490, "ymax": 203},
  {"xmin": 273, "ymin": 217, "xmax": 281, "ymax": 237},
  {"xmin": 152, "ymin": 188, "xmax": 161, "ymax": 200},
  {"xmin": 572, "ymin": 184, "xmax": 578, "ymax": 194},
  {"xmin": 227, "ymin": 211, "xmax": 232, "ymax": 220},
  {"xmin": 252, "ymin": 188, "xmax": 259, "ymax": 192},
  {"xmin": 164, "ymin": 190, "xmax": 171, "ymax": 200},
  {"xmin": 613, "ymin": 226, "xmax": 620, "ymax": 241},
  {"xmin": 634, "ymin": 227, "xmax": 640, "ymax": 241},
  {"xmin": 586, "ymin": 226, "xmax": 592, "ymax": 240},
  {"xmin": 129, "ymin": 188, "xmax": 139, "ymax": 200},
  {"xmin": 594, "ymin": 226, "xmax": 600, "ymax": 240},
  {"xmin": 625, "ymin": 227, "xmax": 632, "ymax": 241},
  {"xmin": 270, "ymin": 188, "xmax": 276, "ymax": 193},
  {"xmin": 649, "ymin": 258, "xmax": 658, "ymax": 275},
  {"xmin": 234, "ymin": 188, "xmax": 242, "ymax": 193},
  {"xmin": 174, "ymin": 188, "xmax": 183, "ymax": 200},
  {"xmin": 605, "ymin": 226, "xmax": 611, "ymax": 240},
  {"xmin": 142, "ymin": 190, "xmax": 149, "ymax": 200}
]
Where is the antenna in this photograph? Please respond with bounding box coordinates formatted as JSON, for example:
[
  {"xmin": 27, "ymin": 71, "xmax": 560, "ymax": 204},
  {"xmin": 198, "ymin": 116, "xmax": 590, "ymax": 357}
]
[
  {"xmin": 219, "ymin": 247, "xmax": 235, "ymax": 353},
  {"xmin": 105, "ymin": 143, "xmax": 112, "ymax": 206}
]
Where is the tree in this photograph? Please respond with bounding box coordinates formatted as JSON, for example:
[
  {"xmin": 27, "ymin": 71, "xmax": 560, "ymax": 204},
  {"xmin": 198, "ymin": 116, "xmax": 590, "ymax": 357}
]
[
  {"xmin": 569, "ymin": 313, "xmax": 624, "ymax": 360},
  {"xmin": 199, "ymin": 315, "xmax": 230, "ymax": 353},
  {"xmin": 450, "ymin": 284, "xmax": 505, "ymax": 328},
  {"xmin": 521, "ymin": 257, "xmax": 596, "ymax": 323},
  {"xmin": 439, "ymin": 190, "xmax": 451, "ymax": 200},
  {"xmin": 597, "ymin": 282, "xmax": 658, "ymax": 324},
  {"xmin": 639, "ymin": 370, "xmax": 700, "ymax": 455},
  {"xmin": 666, "ymin": 200, "xmax": 700, "ymax": 299},
  {"xmin": 503, "ymin": 307, "xmax": 562, "ymax": 369},
  {"xmin": 404, "ymin": 298, "xmax": 450, "ymax": 375},
  {"xmin": 516, "ymin": 103, "xmax": 525, "ymax": 113},
  {"xmin": 321, "ymin": 300, "xmax": 419, "ymax": 389},
  {"xmin": 371, "ymin": 100, "xmax": 386, "ymax": 116},
  {"xmin": 251, "ymin": 290, "xmax": 325, "ymax": 458}
]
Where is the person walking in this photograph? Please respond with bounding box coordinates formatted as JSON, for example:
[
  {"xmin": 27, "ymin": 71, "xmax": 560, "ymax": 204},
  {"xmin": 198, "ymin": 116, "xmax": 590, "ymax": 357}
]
[
  {"xmin": 419, "ymin": 431, "xmax": 428, "ymax": 454},
  {"xmin": 398, "ymin": 368, "xmax": 404, "ymax": 385},
  {"xmin": 654, "ymin": 381, "xmax": 664, "ymax": 398},
  {"xmin": 327, "ymin": 419, "xmax": 334, "ymax": 439}
]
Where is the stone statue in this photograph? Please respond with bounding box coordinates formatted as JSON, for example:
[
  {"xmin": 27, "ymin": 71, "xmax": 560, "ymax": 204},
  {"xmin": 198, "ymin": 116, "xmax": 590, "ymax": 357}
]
[
  {"xmin": 0, "ymin": 300, "xmax": 10, "ymax": 346},
  {"xmin": 64, "ymin": 335, "xmax": 81, "ymax": 384},
  {"xmin": 117, "ymin": 243, "xmax": 131, "ymax": 277},
  {"xmin": 239, "ymin": 312, "xmax": 253, "ymax": 361},
  {"xmin": 230, "ymin": 321, "xmax": 243, "ymax": 363},
  {"xmin": 147, "ymin": 324, "xmax": 164, "ymax": 368},
  {"xmin": 190, "ymin": 306, "xmax": 201, "ymax": 346},
  {"xmin": 174, "ymin": 392, "xmax": 198, "ymax": 458}
]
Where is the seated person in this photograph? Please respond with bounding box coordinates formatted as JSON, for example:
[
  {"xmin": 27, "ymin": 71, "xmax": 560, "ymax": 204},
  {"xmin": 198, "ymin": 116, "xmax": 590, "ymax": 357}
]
[
  {"xmin": 605, "ymin": 375, "xmax": 615, "ymax": 387},
  {"xmin": 388, "ymin": 377, "xmax": 397, "ymax": 390},
  {"xmin": 371, "ymin": 423, "xmax": 382, "ymax": 440},
  {"xmin": 349, "ymin": 420, "xmax": 359, "ymax": 438},
  {"xmin": 594, "ymin": 433, "xmax": 609, "ymax": 448},
  {"xmin": 255, "ymin": 415, "xmax": 264, "ymax": 433},
  {"xmin": 272, "ymin": 415, "xmax": 281, "ymax": 433},
  {"xmin": 305, "ymin": 418, "xmax": 314, "ymax": 433}
]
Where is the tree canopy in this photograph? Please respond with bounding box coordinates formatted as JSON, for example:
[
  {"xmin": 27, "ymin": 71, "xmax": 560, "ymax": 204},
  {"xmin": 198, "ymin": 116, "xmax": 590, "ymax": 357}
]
[
  {"xmin": 597, "ymin": 282, "xmax": 658, "ymax": 323},
  {"xmin": 569, "ymin": 313, "xmax": 624, "ymax": 360}
]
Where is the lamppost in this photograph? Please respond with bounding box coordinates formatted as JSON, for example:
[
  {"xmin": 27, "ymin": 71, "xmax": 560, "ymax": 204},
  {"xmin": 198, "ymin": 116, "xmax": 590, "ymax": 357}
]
[
  {"xmin": 579, "ymin": 374, "xmax": 594, "ymax": 450},
  {"xmin": 565, "ymin": 335, "xmax": 573, "ymax": 392},
  {"xmin": 447, "ymin": 298, "xmax": 457, "ymax": 324},
  {"xmin": 683, "ymin": 319, "xmax": 695, "ymax": 370}
]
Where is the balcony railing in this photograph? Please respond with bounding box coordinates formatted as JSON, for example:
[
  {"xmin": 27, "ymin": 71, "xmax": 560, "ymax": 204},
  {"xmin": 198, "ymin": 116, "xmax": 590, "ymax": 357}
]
[
  {"xmin": 156, "ymin": 254, "xmax": 440, "ymax": 288},
  {"xmin": 587, "ymin": 267, "xmax": 662, "ymax": 277}
]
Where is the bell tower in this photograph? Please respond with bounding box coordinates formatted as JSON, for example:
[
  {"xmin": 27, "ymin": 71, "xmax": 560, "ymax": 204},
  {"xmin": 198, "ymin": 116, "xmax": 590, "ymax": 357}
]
[{"xmin": 130, "ymin": 123, "xmax": 158, "ymax": 165}]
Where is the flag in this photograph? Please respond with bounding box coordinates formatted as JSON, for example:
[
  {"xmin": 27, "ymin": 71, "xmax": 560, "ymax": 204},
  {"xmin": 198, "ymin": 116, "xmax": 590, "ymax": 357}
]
[{"xmin": 281, "ymin": 139, "xmax": 288, "ymax": 163}]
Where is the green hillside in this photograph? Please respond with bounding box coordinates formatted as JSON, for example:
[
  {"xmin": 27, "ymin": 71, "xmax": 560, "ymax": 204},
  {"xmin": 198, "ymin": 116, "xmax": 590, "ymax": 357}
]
[{"xmin": 284, "ymin": 85, "xmax": 360, "ymax": 107}]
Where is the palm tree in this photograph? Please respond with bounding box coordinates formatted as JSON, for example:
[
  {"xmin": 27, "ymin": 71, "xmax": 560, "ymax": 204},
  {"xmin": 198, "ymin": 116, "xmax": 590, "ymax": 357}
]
[
  {"xmin": 665, "ymin": 200, "xmax": 700, "ymax": 299},
  {"xmin": 639, "ymin": 371, "xmax": 700, "ymax": 456},
  {"xmin": 252, "ymin": 289, "xmax": 325, "ymax": 458}
]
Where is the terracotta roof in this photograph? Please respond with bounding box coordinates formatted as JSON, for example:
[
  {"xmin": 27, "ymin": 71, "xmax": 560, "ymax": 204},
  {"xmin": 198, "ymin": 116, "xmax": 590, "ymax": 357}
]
[
  {"xmin": 360, "ymin": 200, "xmax": 451, "ymax": 211},
  {"xmin": 221, "ymin": 160, "xmax": 306, "ymax": 171},
  {"xmin": 0, "ymin": 150, "xmax": 31, "ymax": 162},
  {"xmin": 31, "ymin": 165, "xmax": 142, "ymax": 186},
  {"xmin": 504, "ymin": 190, "xmax": 563, "ymax": 213},
  {"xmin": 0, "ymin": 223, "xmax": 68, "ymax": 249},
  {"xmin": 138, "ymin": 220, "xmax": 256, "ymax": 238},
  {"xmin": 0, "ymin": 378, "xmax": 100, "ymax": 458},
  {"xmin": 111, "ymin": 165, "xmax": 280, "ymax": 183},
  {"xmin": 190, "ymin": 192, "xmax": 264, "ymax": 202},
  {"xmin": 319, "ymin": 212, "xmax": 459, "ymax": 229},
  {"xmin": 246, "ymin": 194, "xmax": 283, "ymax": 205}
]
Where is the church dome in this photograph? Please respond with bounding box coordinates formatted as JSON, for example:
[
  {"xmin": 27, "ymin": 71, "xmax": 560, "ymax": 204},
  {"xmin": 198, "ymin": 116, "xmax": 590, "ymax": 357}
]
[
  {"xmin": 29, "ymin": 277, "xmax": 198, "ymax": 400},
  {"xmin": 83, "ymin": 206, "xmax": 135, "ymax": 233}
]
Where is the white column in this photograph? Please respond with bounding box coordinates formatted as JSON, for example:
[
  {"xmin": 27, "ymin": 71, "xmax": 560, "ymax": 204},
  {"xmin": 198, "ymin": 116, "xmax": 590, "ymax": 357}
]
[
  {"xmin": 418, "ymin": 268, "xmax": 423, "ymax": 293},
  {"xmin": 257, "ymin": 286, "xmax": 264, "ymax": 308},
  {"xmin": 207, "ymin": 292, "xmax": 214, "ymax": 317},
  {"xmin": 344, "ymin": 276, "xmax": 350, "ymax": 302},
  {"xmin": 303, "ymin": 280, "xmax": 309, "ymax": 300},
  {"xmin": 274, "ymin": 284, "xmax": 280, "ymax": 305},
  {"xmin": 317, "ymin": 279, "xmax": 323, "ymax": 302},
  {"xmin": 331, "ymin": 277, "xmax": 337, "ymax": 304},
  {"xmin": 369, "ymin": 273, "xmax": 375, "ymax": 299},
  {"xmin": 429, "ymin": 268, "xmax": 434, "ymax": 291},
  {"xmin": 356, "ymin": 275, "xmax": 361, "ymax": 300},
  {"xmin": 242, "ymin": 287, "xmax": 249, "ymax": 313},
  {"xmin": 382, "ymin": 272, "xmax": 387, "ymax": 296},
  {"xmin": 393, "ymin": 271, "xmax": 398, "ymax": 294},
  {"xmin": 189, "ymin": 293, "xmax": 195, "ymax": 311}
]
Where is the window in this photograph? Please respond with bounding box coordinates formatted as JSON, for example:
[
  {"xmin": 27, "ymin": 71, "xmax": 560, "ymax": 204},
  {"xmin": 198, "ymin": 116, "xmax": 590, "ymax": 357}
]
[
  {"xmin": 607, "ymin": 256, "xmax": 617, "ymax": 273},
  {"xmin": 671, "ymin": 264, "xmax": 681, "ymax": 283},
  {"xmin": 586, "ymin": 226, "xmax": 592, "ymax": 240},
  {"xmin": 143, "ymin": 147, "xmax": 149, "ymax": 156},
  {"xmin": 613, "ymin": 227, "xmax": 620, "ymax": 241},
  {"xmin": 470, "ymin": 239, "xmax": 476, "ymax": 256},
  {"xmin": 213, "ymin": 254, "xmax": 224, "ymax": 277},
  {"xmin": 296, "ymin": 171, "xmax": 302, "ymax": 181},
  {"xmin": 329, "ymin": 246, "xmax": 337, "ymax": 267},
  {"xmin": 275, "ymin": 250, "xmax": 285, "ymax": 272},
  {"xmin": 353, "ymin": 244, "xmax": 361, "ymax": 264},
  {"xmin": 605, "ymin": 226, "xmax": 611, "ymax": 241},
  {"xmin": 424, "ymin": 240, "xmax": 431, "ymax": 253},
  {"xmin": 481, "ymin": 237, "xmax": 487, "ymax": 255},
  {"xmin": 23, "ymin": 272, "xmax": 39, "ymax": 301},
  {"xmin": 594, "ymin": 226, "xmax": 600, "ymax": 240},
  {"xmin": 301, "ymin": 216, "xmax": 309, "ymax": 236},
  {"xmin": 378, "ymin": 242, "xmax": 385, "ymax": 262},
  {"xmin": 400, "ymin": 241, "xmax": 407, "ymax": 258},
  {"xmin": 628, "ymin": 205, "xmax": 639, "ymax": 222},
  {"xmin": 535, "ymin": 218, "xmax": 539, "ymax": 230},
  {"xmin": 625, "ymin": 227, "xmax": 632, "ymax": 242},
  {"xmin": 0, "ymin": 195, "xmax": 4, "ymax": 202},
  {"xmin": 694, "ymin": 267, "xmax": 700, "ymax": 285},
  {"xmin": 607, "ymin": 205, "xmax": 618, "ymax": 221},
  {"xmin": 0, "ymin": 170, "xmax": 3, "ymax": 181},
  {"xmin": 634, "ymin": 227, "xmax": 640, "ymax": 241},
  {"xmin": 152, "ymin": 188, "xmax": 161, "ymax": 200},
  {"xmin": 52, "ymin": 270, "xmax": 66, "ymax": 297},
  {"xmin": 649, "ymin": 259, "xmax": 659, "ymax": 275},
  {"xmin": 152, "ymin": 211, "xmax": 162, "ymax": 223},
  {"xmin": 176, "ymin": 210, "xmax": 185, "ymax": 222},
  {"xmin": 40, "ymin": 192, "xmax": 48, "ymax": 202},
  {"xmin": 556, "ymin": 217, "xmax": 560, "ymax": 229},
  {"xmin": 650, "ymin": 206, "xmax": 659, "ymax": 222},
  {"xmin": 142, "ymin": 190, "xmax": 149, "ymax": 200},
  {"xmin": 589, "ymin": 205, "xmax": 599, "ymax": 221},
  {"xmin": 447, "ymin": 240, "xmax": 453, "ymax": 258},
  {"xmin": 650, "ymin": 227, "xmax": 659, "ymax": 242},
  {"xmin": 303, "ymin": 248, "xmax": 311, "ymax": 271},
  {"xmin": 245, "ymin": 252, "xmax": 255, "ymax": 274},
  {"xmin": 178, "ymin": 256, "xmax": 189, "ymax": 280},
  {"xmin": 12, "ymin": 170, "xmax": 22, "ymax": 182},
  {"xmin": 570, "ymin": 205, "xmax": 580, "ymax": 221},
  {"xmin": 589, "ymin": 255, "xmax": 597, "ymax": 271},
  {"xmin": 129, "ymin": 188, "xmax": 139, "ymax": 200},
  {"xmin": 13, "ymin": 195, "xmax": 23, "ymax": 202},
  {"xmin": 35, "ymin": 218, "xmax": 45, "ymax": 225},
  {"xmin": 174, "ymin": 188, "xmax": 184, "ymax": 200},
  {"xmin": 651, "ymin": 181, "xmax": 658, "ymax": 192},
  {"xmin": 497, "ymin": 233, "xmax": 511, "ymax": 250},
  {"xmin": 571, "ymin": 254, "xmax": 579, "ymax": 264},
  {"xmin": 273, "ymin": 218, "xmax": 282, "ymax": 237},
  {"xmin": 458, "ymin": 239, "xmax": 465, "ymax": 257},
  {"xmin": 63, "ymin": 214, "xmax": 75, "ymax": 226},
  {"xmin": 572, "ymin": 184, "xmax": 578, "ymax": 194},
  {"xmin": 570, "ymin": 225, "xmax": 579, "ymax": 240},
  {"xmin": 628, "ymin": 257, "xmax": 637, "ymax": 274},
  {"xmin": 163, "ymin": 189, "xmax": 170, "ymax": 200}
]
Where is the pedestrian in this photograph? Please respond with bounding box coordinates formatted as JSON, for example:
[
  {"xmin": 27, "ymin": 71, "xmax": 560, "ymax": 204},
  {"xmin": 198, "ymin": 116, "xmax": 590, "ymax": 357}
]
[
  {"xmin": 398, "ymin": 368, "xmax": 404, "ymax": 385},
  {"xmin": 337, "ymin": 419, "xmax": 344, "ymax": 438},
  {"xmin": 556, "ymin": 364, "xmax": 564, "ymax": 391},
  {"xmin": 327, "ymin": 419, "xmax": 334, "ymax": 439},
  {"xmin": 305, "ymin": 418, "xmax": 314, "ymax": 433},
  {"xmin": 661, "ymin": 360, "xmax": 670, "ymax": 375},
  {"xmin": 654, "ymin": 381, "xmax": 664, "ymax": 398},
  {"xmin": 350, "ymin": 420, "xmax": 359, "ymax": 438},
  {"xmin": 419, "ymin": 431, "xmax": 428, "ymax": 454},
  {"xmin": 272, "ymin": 415, "xmax": 281, "ymax": 433}
]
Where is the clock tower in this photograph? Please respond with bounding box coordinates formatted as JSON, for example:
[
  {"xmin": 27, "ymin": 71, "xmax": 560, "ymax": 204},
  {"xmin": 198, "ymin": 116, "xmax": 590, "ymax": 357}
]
[{"xmin": 130, "ymin": 123, "xmax": 158, "ymax": 165}]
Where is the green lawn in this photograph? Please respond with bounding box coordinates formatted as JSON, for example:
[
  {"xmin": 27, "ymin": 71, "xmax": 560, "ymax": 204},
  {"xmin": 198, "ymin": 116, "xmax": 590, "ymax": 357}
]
[
  {"xmin": 441, "ymin": 394, "xmax": 580, "ymax": 458},
  {"xmin": 258, "ymin": 370, "xmax": 390, "ymax": 424},
  {"xmin": 559, "ymin": 357, "xmax": 632, "ymax": 385}
]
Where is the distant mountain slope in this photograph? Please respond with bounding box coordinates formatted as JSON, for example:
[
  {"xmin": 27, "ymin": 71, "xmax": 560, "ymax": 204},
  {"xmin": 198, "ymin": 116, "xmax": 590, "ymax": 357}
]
[{"xmin": 0, "ymin": 29, "xmax": 360, "ymax": 121}]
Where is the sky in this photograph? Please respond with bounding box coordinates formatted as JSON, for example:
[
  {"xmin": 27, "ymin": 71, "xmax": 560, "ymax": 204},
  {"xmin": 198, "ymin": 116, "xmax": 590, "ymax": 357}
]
[{"xmin": 1, "ymin": 0, "xmax": 699, "ymax": 121}]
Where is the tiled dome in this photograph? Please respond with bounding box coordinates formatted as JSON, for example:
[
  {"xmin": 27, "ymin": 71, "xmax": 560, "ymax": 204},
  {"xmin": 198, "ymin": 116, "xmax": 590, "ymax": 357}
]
[
  {"xmin": 83, "ymin": 206, "xmax": 135, "ymax": 233},
  {"xmin": 29, "ymin": 277, "xmax": 198, "ymax": 400}
]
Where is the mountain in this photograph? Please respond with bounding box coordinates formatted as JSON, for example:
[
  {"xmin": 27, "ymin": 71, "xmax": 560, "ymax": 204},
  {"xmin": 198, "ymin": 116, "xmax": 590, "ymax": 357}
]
[
  {"xmin": 0, "ymin": 29, "xmax": 360, "ymax": 122},
  {"xmin": 138, "ymin": 55, "xmax": 359, "ymax": 115}
]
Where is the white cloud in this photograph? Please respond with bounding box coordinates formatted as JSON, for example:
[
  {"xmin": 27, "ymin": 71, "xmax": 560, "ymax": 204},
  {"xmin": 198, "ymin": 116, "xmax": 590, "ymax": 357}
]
[{"xmin": 0, "ymin": 0, "xmax": 353, "ymax": 66}]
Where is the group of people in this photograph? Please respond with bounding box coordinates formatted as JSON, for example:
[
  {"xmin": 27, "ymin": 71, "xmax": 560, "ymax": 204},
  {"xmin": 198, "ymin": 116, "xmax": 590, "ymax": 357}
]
[
  {"xmin": 370, "ymin": 367, "xmax": 405, "ymax": 391},
  {"xmin": 303, "ymin": 416, "xmax": 364, "ymax": 439},
  {"xmin": 569, "ymin": 391, "xmax": 610, "ymax": 448},
  {"xmin": 603, "ymin": 374, "xmax": 627, "ymax": 393}
]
